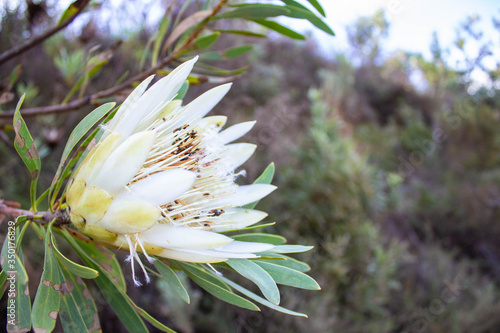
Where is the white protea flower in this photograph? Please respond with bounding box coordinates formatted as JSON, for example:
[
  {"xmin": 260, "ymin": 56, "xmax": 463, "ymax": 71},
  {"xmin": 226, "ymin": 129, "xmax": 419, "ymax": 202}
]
[{"xmin": 66, "ymin": 57, "xmax": 276, "ymax": 285}]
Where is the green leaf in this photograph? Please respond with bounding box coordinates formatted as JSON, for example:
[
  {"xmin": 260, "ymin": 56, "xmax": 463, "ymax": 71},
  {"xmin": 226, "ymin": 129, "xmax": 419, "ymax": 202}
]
[
  {"xmin": 214, "ymin": 4, "xmax": 290, "ymax": 20},
  {"xmin": 0, "ymin": 271, "xmax": 7, "ymax": 299},
  {"xmin": 49, "ymin": 102, "xmax": 115, "ymax": 205},
  {"xmin": 60, "ymin": 229, "xmax": 148, "ymax": 333},
  {"xmin": 191, "ymin": 62, "xmax": 249, "ymax": 76},
  {"xmin": 224, "ymin": 45, "xmax": 254, "ymax": 58},
  {"xmin": 177, "ymin": 262, "xmax": 231, "ymax": 291},
  {"xmin": 264, "ymin": 245, "xmax": 314, "ymax": 254},
  {"xmin": 51, "ymin": 234, "xmax": 99, "ymax": 279},
  {"xmin": 221, "ymin": 222, "xmax": 276, "ymax": 233},
  {"xmin": 32, "ymin": 228, "xmax": 62, "ymax": 333},
  {"xmin": 227, "ymin": 259, "xmax": 280, "ymax": 304},
  {"xmin": 199, "ymin": 51, "xmax": 223, "ymax": 61},
  {"xmin": 60, "ymin": 269, "xmax": 100, "ymax": 332},
  {"xmin": 251, "ymin": 19, "xmax": 306, "ymax": 40},
  {"xmin": 8, "ymin": 64, "xmax": 22, "ymax": 87},
  {"xmin": 194, "ymin": 32, "xmax": 220, "ymax": 49},
  {"xmin": 91, "ymin": 265, "xmax": 148, "ymax": 333},
  {"xmin": 232, "ymin": 233, "xmax": 286, "ymax": 245},
  {"xmin": 259, "ymin": 254, "xmax": 311, "ymax": 272},
  {"xmin": 280, "ymin": 0, "xmax": 334, "ymax": 35},
  {"xmin": 59, "ymin": 270, "xmax": 89, "ymax": 333},
  {"xmin": 243, "ymin": 162, "xmax": 275, "ymax": 209},
  {"xmin": 73, "ymin": 237, "xmax": 126, "ymax": 291},
  {"xmin": 57, "ymin": 0, "xmax": 82, "ymax": 26},
  {"xmin": 0, "ymin": 223, "xmax": 28, "ymax": 284},
  {"xmin": 13, "ymin": 95, "xmax": 41, "ymax": 209},
  {"xmin": 178, "ymin": 262, "xmax": 260, "ymax": 311},
  {"xmin": 305, "ymin": 0, "xmax": 326, "ymax": 16},
  {"xmin": 219, "ymin": 275, "xmax": 308, "ymax": 317},
  {"xmin": 175, "ymin": 81, "xmax": 190, "ymax": 100},
  {"xmin": 213, "ymin": 29, "xmax": 267, "ymax": 38},
  {"xmin": 154, "ymin": 260, "xmax": 190, "ymax": 304},
  {"xmin": 135, "ymin": 306, "xmax": 177, "ymax": 333},
  {"xmin": 7, "ymin": 246, "xmax": 32, "ymax": 333},
  {"xmin": 152, "ymin": 16, "xmax": 171, "ymax": 66},
  {"xmin": 255, "ymin": 261, "xmax": 320, "ymax": 290}
]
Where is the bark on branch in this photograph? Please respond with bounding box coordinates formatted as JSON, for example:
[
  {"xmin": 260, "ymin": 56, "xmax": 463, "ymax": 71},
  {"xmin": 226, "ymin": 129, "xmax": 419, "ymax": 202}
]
[{"xmin": 0, "ymin": 0, "xmax": 90, "ymax": 66}]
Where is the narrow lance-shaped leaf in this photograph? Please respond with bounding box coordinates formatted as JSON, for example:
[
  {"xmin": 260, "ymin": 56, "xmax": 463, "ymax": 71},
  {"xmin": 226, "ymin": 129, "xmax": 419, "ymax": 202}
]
[
  {"xmin": 212, "ymin": 29, "xmax": 267, "ymax": 38},
  {"xmin": 175, "ymin": 81, "xmax": 190, "ymax": 100},
  {"xmin": 251, "ymin": 19, "xmax": 306, "ymax": 40},
  {"xmin": 13, "ymin": 95, "xmax": 41, "ymax": 209},
  {"xmin": 255, "ymin": 261, "xmax": 320, "ymax": 290},
  {"xmin": 177, "ymin": 262, "xmax": 260, "ymax": 311},
  {"xmin": 193, "ymin": 32, "xmax": 220, "ymax": 50},
  {"xmin": 32, "ymin": 227, "xmax": 63, "ymax": 333},
  {"xmin": 59, "ymin": 229, "xmax": 149, "ymax": 333},
  {"xmin": 73, "ymin": 237, "xmax": 126, "ymax": 291},
  {"xmin": 57, "ymin": 264, "xmax": 89, "ymax": 333},
  {"xmin": 226, "ymin": 259, "xmax": 280, "ymax": 305},
  {"xmin": 259, "ymin": 254, "xmax": 311, "ymax": 272},
  {"xmin": 57, "ymin": 0, "xmax": 87, "ymax": 26},
  {"xmin": 154, "ymin": 260, "xmax": 190, "ymax": 304},
  {"xmin": 134, "ymin": 306, "xmax": 178, "ymax": 333},
  {"xmin": 219, "ymin": 275, "xmax": 308, "ymax": 317},
  {"xmin": 60, "ymin": 269, "xmax": 101, "ymax": 332},
  {"xmin": 243, "ymin": 162, "xmax": 275, "ymax": 209},
  {"xmin": 6, "ymin": 243, "xmax": 31, "ymax": 333},
  {"xmin": 305, "ymin": 0, "xmax": 326, "ymax": 16},
  {"xmin": 232, "ymin": 233, "xmax": 286, "ymax": 245},
  {"xmin": 213, "ymin": 4, "xmax": 290, "ymax": 20},
  {"xmin": 152, "ymin": 15, "xmax": 171, "ymax": 66},
  {"xmin": 280, "ymin": 0, "xmax": 335, "ymax": 36},
  {"xmin": 224, "ymin": 45, "xmax": 254, "ymax": 59},
  {"xmin": 51, "ymin": 233, "xmax": 99, "ymax": 279}
]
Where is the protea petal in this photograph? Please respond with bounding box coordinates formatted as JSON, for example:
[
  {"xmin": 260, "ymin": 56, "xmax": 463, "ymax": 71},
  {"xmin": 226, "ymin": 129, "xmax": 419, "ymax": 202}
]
[
  {"xmin": 223, "ymin": 143, "xmax": 256, "ymax": 171},
  {"xmin": 218, "ymin": 121, "xmax": 256, "ymax": 144},
  {"xmin": 91, "ymin": 131, "xmax": 155, "ymax": 195},
  {"xmin": 215, "ymin": 240, "xmax": 274, "ymax": 253},
  {"xmin": 169, "ymin": 83, "xmax": 232, "ymax": 129},
  {"xmin": 140, "ymin": 224, "xmax": 233, "ymax": 249},
  {"xmin": 203, "ymin": 208, "xmax": 268, "ymax": 231},
  {"xmin": 208, "ymin": 184, "xmax": 277, "ymax": 208},
  {"xmin": 113, "ymin": 57, "xmax": 197, "ymax": 137},
  {"xmin": 123, "ymin": 169, "xmax": 197, "ymax": 207},
  {"xmin": 105, "ymin": 75, "xmax": 155, "ymax": 135},
  {"xmin": 196, "ymin": 115, "xmax": 227, "ymax": 131}
]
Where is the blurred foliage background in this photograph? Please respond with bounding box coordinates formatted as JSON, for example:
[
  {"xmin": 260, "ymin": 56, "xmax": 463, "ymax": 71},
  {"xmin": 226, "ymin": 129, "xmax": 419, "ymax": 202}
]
[{"xmin": 2, "ymin": 0, "xmax": 500, "ymax": 332}]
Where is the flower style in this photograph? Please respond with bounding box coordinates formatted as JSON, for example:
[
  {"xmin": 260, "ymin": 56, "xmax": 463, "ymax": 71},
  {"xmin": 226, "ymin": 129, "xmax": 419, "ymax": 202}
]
[{"xmin": 66, "ymin": 57, "xmax": 276, "ymax": 285}]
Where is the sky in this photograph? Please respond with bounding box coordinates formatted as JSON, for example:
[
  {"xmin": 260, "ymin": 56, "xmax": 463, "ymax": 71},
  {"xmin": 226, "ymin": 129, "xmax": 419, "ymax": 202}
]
[{"xmin": 291, "ymin": 0, "xmax": 500, "ymax": 65}]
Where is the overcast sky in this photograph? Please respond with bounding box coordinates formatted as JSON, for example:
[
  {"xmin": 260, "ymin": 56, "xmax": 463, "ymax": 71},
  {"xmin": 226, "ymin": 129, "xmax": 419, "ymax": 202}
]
[{"xmin": 292, "ymin": 0, "xmax": 500, "ymax": 66}]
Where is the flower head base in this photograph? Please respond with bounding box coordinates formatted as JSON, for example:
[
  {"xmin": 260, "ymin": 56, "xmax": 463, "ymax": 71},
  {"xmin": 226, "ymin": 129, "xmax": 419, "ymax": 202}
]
[{"xmin": 66, "ymin": 57, "xmax": 276, "ymax": 285}]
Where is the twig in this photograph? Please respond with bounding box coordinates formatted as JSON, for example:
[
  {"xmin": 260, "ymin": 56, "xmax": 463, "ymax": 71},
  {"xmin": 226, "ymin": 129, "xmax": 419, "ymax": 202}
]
[
  {"xmin": 0, "ymin": 0, "xmax": 227, "ymax": 120},
  {"xmin": 0, "ymin": 0, "xmax": 90, "ymax": 66},
  {"xmin": 0, "ymin": 200, "xmax": 70, "ymax": 226}
]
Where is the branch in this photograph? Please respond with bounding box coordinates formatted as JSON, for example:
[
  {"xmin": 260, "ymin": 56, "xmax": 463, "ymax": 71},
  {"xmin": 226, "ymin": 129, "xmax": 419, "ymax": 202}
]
[
  {"xmin": 0, "ymin": 0, "xmax": 90, "ymax": 66},
  {"xmin": 0, "ymin": 0, "xmax": 228, "ymax": 120},
  {"xmin": 0, "ymin": 200, "xmax": 70, "ymax": 226}
]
